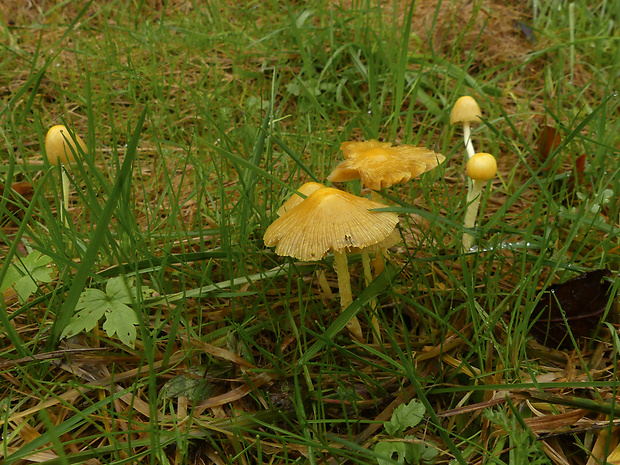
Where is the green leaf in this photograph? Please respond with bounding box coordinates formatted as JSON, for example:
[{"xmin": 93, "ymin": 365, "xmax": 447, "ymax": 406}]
[
  {"xmin": 374, "ymin": 437, "xmax": 438, "ymax": 465},
  {"xmin": 375, "ymin": 441, "xmax": 408, "ymax": 465},
  {"xmin": 105, "ymin": 275, "xmax": 136, "ymax": 304},
  {"xmin": 60, "ymin": 289, "xmax": 108, "ymax": 340},
  {"xmin": 0, "ymin": 251, "xmax": 54, "ymax": 303},
  {"xmin": 160, "ymin": 366, "xmax": 213, "ymax": 401},
  {"xmin": 60, "ymin": 276, "xmax": 152, "ymax": 348},
  {"xmin": 102, "ymin": 301, "xmax": 138, "ymax": 347},
  {"xmin": 385, "ymin": 400, "xmax": 426, "ymax": 436}
]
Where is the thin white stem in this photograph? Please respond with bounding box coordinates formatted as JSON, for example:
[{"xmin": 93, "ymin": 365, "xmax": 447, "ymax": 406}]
[
  {"xmin": 462, "ymin": 179, "xmax": 484, "ymax": 251},
  {"xmin": 463, "ymin": 122, "xmax": 475, "ymax": 160}
]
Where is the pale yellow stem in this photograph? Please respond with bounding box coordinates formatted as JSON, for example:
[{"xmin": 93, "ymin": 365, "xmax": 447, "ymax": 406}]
[
  {"xmin": 61, "ymin": 167, "xmax": 70, "ymax": 227},
  {"xmin": 362, "ymin": 251, "xmax": 381, "ymax": 343},
  {"xmin": 333, "ymin": 250, "xmax": 363, "ymax": 342},
  {"xmin": 462, "ymin": 179, "xmax": 484, "ymax": 252}
]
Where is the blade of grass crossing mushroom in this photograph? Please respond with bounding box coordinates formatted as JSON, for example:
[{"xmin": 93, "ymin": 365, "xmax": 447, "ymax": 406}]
[{"xmin": 46, "ymin": 107, "xmax": 147, "ymax": 350}]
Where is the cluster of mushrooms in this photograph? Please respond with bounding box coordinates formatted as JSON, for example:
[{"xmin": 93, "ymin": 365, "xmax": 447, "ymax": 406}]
[
  {"xmin": 41, "ymin": 96, "xmax": 495, "ymax": 343},
  {"xmin": 449, "ymin": 96, "xmax": 497, "ymax": 251},
  {"xmin": 263, "ymin": 139, "xmax": 446, "ymax": 341},
  {"xmin": 264, "ymin": 96, "xmax": 496, "ymax": 341}
]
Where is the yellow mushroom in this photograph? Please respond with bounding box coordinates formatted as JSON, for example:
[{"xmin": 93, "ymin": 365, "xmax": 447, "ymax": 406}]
[
  {"xmin": 328, "ymin": 139, "xmax": 445, "ymax": 195},
  {"xmin": 45, "ymin": 125, "xmax": 86, "ymax": 166},
  {"xmin": 327, "ymin": 140, "xmax": 441, "ymax": 340},
  {"xmin": 264, "ymin": 187, "xmax": 399, "ymax": 342},
  {"xmin": 276, "ymin": 182, "xmax": 327, "ymax": 216},
  {"xmin": 449, "ymin": 96, "xmax": 482, "ymax": 160},
  {"xmin": 44, "ymin": 125, "xmax": 86, "ymax": 226}
]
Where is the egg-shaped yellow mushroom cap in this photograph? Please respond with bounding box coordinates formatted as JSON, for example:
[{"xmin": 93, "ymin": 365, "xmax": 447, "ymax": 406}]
[
  {"xmin": 327, "ymin": 139, "xmax": 445, "ymax": 190},
  {"xmin": 264, "ymin": 187, "xmax": 399, "ymax": 261},
  {"xmin": 449, "ymin": 96, "xmax": 482, "ymax": 125},
  {"xmin": 45, "ymin": 125, "xmax": 86, "ymax": 165},
  {"xmin": 466, "ymin": 152, "xmax": 497, "ymax": 181},
  {"xmin": 276, "ymin": 182, "xmax": 327, "ymax": 216}
]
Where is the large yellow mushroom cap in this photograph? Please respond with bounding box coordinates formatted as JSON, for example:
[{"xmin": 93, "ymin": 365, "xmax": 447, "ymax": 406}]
[
  {"xmin": 44, "ymin": 125, "xmax": 86, "ymax": 165},
  {"xmin": 327, "ymin": 139, "xmax": 445, "ymax": 190},
  {"xmin": 264, "ymin": 187, "xmax": 399, "ymax": 261},
  {"xmin": 276, "ymin": 182, "xmax": 327, "ymax": 216},
  {"xmin": 449, "ymin": 96, "xmax": 482, "ymax": 125}
]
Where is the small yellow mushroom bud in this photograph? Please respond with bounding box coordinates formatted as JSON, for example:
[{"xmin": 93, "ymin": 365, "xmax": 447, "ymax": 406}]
[
  {"xmin": 466, "ymin": 152, "xmax": 497, "ymax": 181},
  {"xmin": 45, "ymin": 125, "xmax": 86, "ymax": 165}
]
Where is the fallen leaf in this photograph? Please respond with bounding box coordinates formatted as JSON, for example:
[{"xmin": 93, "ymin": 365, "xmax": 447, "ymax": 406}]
[
  {"xmin": 530, "ymin": 269, "xmax": 614, "ymax": 349},
  {"xmin": 537, "ymin": 125, "xmax": 562, "ymax": 166}
]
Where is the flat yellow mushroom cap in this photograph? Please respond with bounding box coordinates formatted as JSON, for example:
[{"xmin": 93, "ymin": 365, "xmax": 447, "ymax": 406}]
[
  {"xmin": 264, "ymin": 187, "xmax": 399, "ymax": 261},
  {"xmin": 45, "ymin": 125, "xmax": 86, "ymax": 165},
  {"xmin": 449, "ymin": 96, "xmax": 482, "ymax": 125},
  {"xmin": 276, "ymin": 182, "xmax": 327, "ymax": 216},
  {"xmin": 327, "ymin": 139, "xmax": 445, "ymax": 190}
]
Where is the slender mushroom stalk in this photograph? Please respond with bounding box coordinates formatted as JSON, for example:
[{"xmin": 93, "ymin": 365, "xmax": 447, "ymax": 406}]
[
  {"xmin": 333, "ymin": 250, "xmax": 363, "ymax": 340},
  {"xmin": 462, "ymin": 152, "xmax": 497, "ymax": 251},
  {"xmin": 355, "ymin": 229, "xmax": 400, "ymax": 343},
  {"xmin": 44, "ymin": 125, "xmax": 86, "ymax": 226}
]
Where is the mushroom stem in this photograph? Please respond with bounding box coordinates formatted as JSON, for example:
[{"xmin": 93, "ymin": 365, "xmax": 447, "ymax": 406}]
[
  {"xmin": 362, "ymin": 251, "xmax": 381, "ymax": 343},
  {"xmin": 333, "ymin": 250, "xmax": 363, "ymax": 342},
  {"xmin": 462, "ymin": 179, "xmax": 485, "ymax": 251},
  {"xmin": 462, "ymin": 123, "xmax": 476, "ymax": 214},
  {"xmin": 462, "ymin": 122, "xmax": 476, "ymax": 160},
  {"xmin": 60, "ymin": 167, "xmax": 70, "ymax": 227}
]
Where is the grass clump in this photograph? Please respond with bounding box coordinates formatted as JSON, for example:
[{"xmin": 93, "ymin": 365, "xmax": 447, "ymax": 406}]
[{"xmin": 0, "ymin": 1, "xmax": 619, "ymax": 464}]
